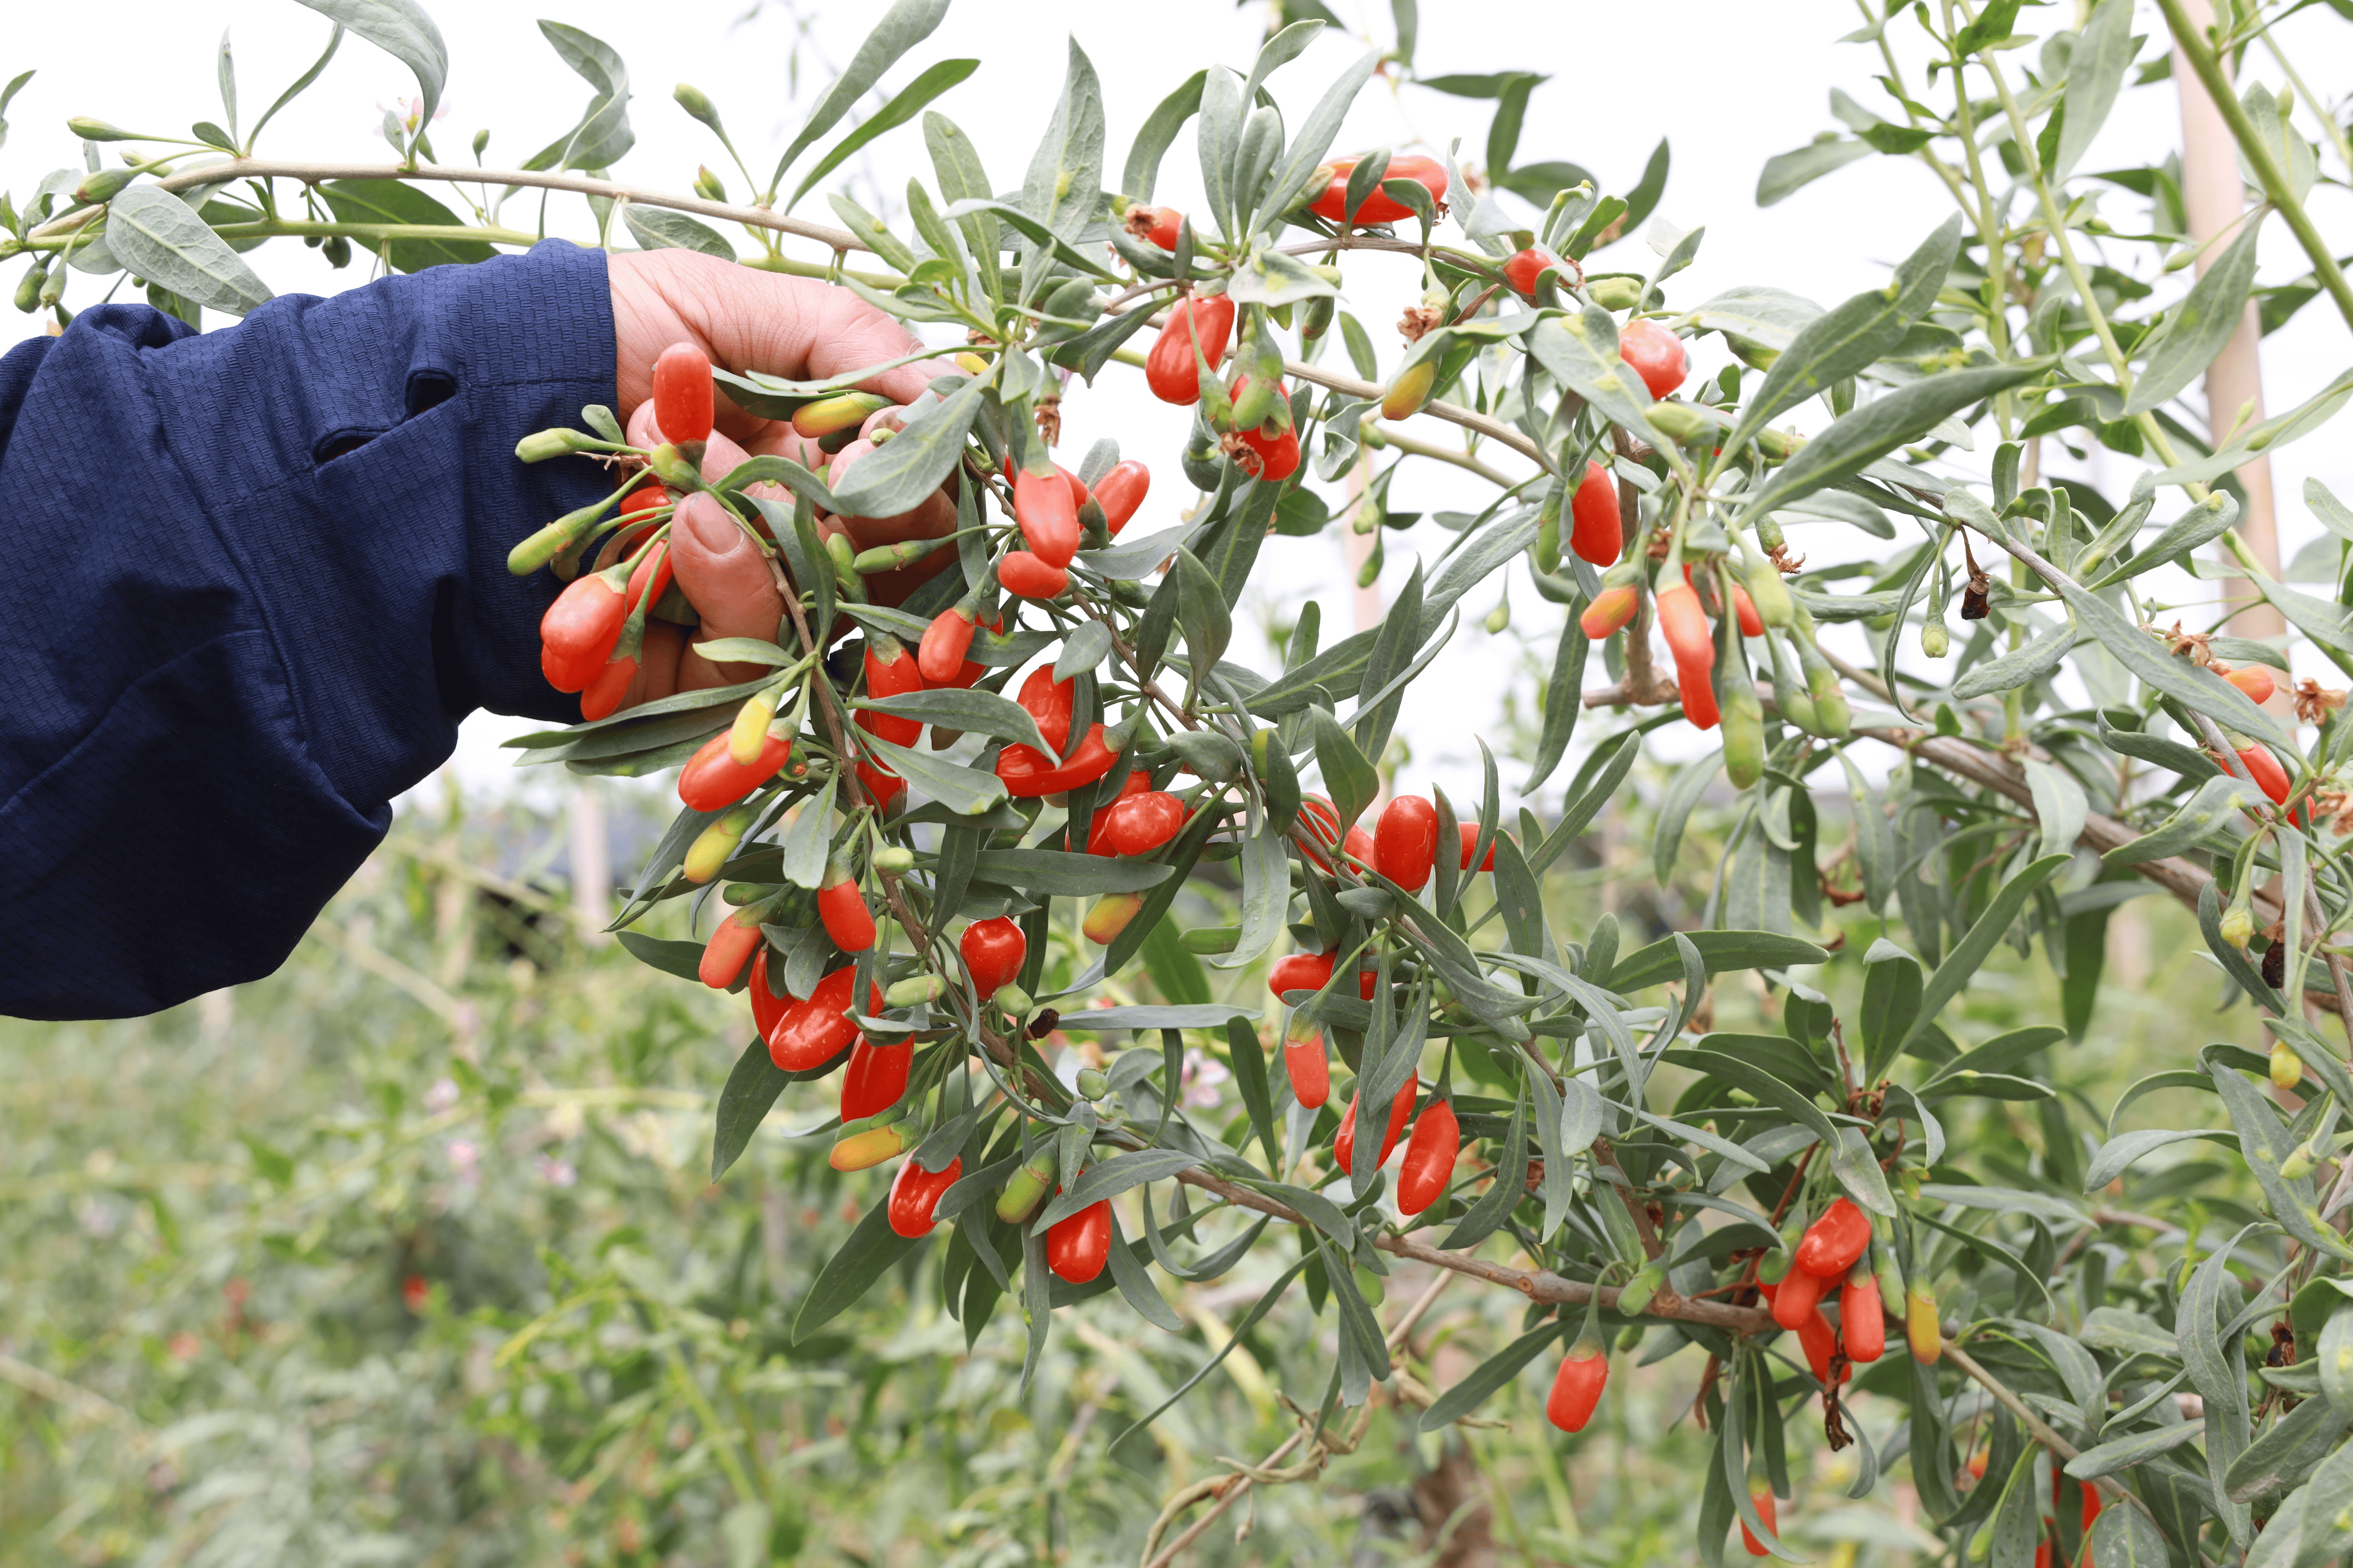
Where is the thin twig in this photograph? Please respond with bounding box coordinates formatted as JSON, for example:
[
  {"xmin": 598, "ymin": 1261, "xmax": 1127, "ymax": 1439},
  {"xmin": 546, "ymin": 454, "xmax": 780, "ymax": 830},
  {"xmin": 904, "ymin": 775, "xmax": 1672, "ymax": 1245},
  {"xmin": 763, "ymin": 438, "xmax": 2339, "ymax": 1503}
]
[
  {"xmin": 33, "ymin": 158, "xmax": 864, "ymax": 254},
  {"xmin": 1141, "ymin": 1270, "xmax": 1455, "ymax": 1568}
]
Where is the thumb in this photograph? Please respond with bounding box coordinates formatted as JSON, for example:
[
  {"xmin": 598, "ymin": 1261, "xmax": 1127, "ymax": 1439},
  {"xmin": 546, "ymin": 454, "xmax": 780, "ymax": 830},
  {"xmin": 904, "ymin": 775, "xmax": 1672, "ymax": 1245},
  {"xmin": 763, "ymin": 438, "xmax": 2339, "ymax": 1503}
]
[{"xmin": 671, "ymin": 492, "xmax": 788, "ymax": 691}]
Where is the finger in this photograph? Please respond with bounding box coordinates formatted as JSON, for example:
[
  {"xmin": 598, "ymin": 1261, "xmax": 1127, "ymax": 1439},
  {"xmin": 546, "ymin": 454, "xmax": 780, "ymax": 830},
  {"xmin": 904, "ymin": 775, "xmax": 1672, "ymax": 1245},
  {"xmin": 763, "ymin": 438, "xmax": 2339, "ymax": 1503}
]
[
  {"xmin": 699, "ymin": 428, "xmax": 752, "ymax": 485},
  {"xmin": 611, "ymin": 250, "xmax": 953, "ymax": 419},
  {"xmin": 796, "ymin": 284, "xmax": 952, "ymax": 406},
  {"xmin": 623, "ymin": 621, "xmax": 687, "ymax": 708},
  {"xmin": 670, "ymin": 491, "xmax": 786, "ymax": 691}
]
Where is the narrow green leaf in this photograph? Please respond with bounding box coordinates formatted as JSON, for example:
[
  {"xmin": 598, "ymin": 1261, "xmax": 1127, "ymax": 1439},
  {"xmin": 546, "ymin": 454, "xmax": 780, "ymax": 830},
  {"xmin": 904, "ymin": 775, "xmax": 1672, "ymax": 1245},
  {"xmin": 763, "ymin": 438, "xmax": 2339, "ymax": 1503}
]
[
  {"xmin": 1748, "ymin": 362, "xmax": 2048, "ymax": 521},
  {"xmin": 788, "ymin": 58, "xmax": 979, "ymax": 211},
  {"xmin": 795, "ymin": 1195, "xmax": 920, "ymax": 1342},
  {"xmin": 1898, "ymin": 854, "xmax": 2070, "ymax": 1056},
  {"xmin": 769, "ymin": 0, "xmax": 948, "ymax": 189}
]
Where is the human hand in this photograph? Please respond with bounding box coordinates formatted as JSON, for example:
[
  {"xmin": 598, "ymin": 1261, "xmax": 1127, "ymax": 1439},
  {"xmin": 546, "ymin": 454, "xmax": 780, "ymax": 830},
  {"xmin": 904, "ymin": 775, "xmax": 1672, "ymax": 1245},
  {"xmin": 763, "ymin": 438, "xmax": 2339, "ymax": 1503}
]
[{"xmin": 602, "ymin": 249, "xmax": 965, "ymax": 708}]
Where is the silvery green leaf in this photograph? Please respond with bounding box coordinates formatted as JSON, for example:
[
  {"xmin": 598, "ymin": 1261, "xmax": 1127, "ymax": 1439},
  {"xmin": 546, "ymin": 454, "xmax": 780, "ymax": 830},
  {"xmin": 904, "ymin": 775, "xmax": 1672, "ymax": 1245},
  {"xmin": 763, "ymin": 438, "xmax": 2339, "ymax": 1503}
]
[
  {"xmin": 2152, "ymin": 367, "xmax": 2353, "ymax": 488},
  {"xmin": 2099, "ymin": 774, "xmax": 2249, "ymax": 864},
  {"xmin": 104, "ymin": 183, "xmax": 271, "ymax": 316},
  {"xmin": 827, "ymin": 372, "xmax": 986, "ymax": 520},
  {"xmin": 1526, "ymin": 307, "xmax": 1655, "ymax": 431},
  {"xmin": 1122, "ymin": 70, "xmax": 1206, "ymax": 202},
  {"xmin": 1755, "ymin": 136, "xmax": 1872, "ymax": 205},
  {"xmin": 2082, "ymin": 1127, "xmax": 2238, "ymax": 1191},
  {"xmin": 1678, "ymin": 284, "xmax": 1824, "ymax": 356},
  {"xmin": 1212, "ymin": 819, "xmax": 1289, "ymax": 972},
  {"xmin": 855, "ymin": 688, "xmax": 1046, "ymax": 753},
  {"xmin": 1723, "ymin": 215, "xmax": 1958, "ymax": 454},
  {"xmin": 2053, "ymin": 0, "xmax": 2136, "ymax": 182},
  {"xmin": 770, "ymin": 0, "xmax": 949, "ymax": 189},
  {"xmin": 1260, "ymin": 49, "xmax": 1383, "ymax": 219},
  {"xmin": 779, "ymin": 775, "xmax": 834, "ymax": 889},
  {"xmin": 1950, "ymin": 621, "xmax": 2075, "ymax": 700},
  {"xmin": 2050, "ymin": 568, "xmax": 2292, "ymax": 748},
  {"xmin": 2181, "ymin": 1227, "xmax": 2260, "ymax": 1544},
  {"xmin": 624, "ymin": 203, "xmax": 734, "ymax": 260},
  {"xmin": 1227, "ymin": 242, "xmax": 1341, "ymax": 307},
  {"xmin": 294, "ymin": 0, "xmax": 444, "ymax": 146},
  {"xmin": 788, "ymin": 59, "xmax": 979, "ymax": 212},
  {"xmin": 2084, "ymin": 492, "xmax": 2239, "ymax": 586},
  {"xmin": 2084, "ymin": 1493, "xmax": 2174, "ymax": 1565},
  {"xmin": 1744, "ymin": 361, "xmax": 2047, "ymax": 520},
  {"xmin": 1019, "ymin": 39, "xmax": 1104, "ymax": 247},
  {"xmin": 2241, "ymin": 81, "xmax": 2318, "ymax": 204},
  {"xmin": 2021, "ymin": 756, "xmax": 2088, "ymax": 861},
  {"xmin": 2123, "ymin": 217, "xmax": 2261, "ymax": 416},
  {"xmin": 858, "ymin": 732, "xmax": 1008, "ymax": 817}
]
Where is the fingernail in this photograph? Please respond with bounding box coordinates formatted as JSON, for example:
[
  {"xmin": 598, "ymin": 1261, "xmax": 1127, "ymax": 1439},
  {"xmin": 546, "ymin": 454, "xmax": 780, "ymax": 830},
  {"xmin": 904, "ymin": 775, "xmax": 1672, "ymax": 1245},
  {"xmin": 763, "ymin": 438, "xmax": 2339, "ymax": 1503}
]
[{"xmin": 681, "ymin": 493, "xmax": 742, "ymax": 556}]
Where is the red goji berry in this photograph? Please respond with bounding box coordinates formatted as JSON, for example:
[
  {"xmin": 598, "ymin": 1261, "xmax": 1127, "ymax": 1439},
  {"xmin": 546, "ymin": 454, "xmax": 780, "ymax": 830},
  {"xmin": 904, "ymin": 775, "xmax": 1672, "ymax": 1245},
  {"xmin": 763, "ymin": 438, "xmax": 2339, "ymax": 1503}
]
[
  {"xmin": 1503, "ymin": 245, "xmax": 1571, "ymax": 298},
  {"xmin": 998, "ymin": 551, "xmax": 1069, "ymax": 599},
  {"xmin": 679, "ymin": 730, "xmax": 796, "ymax": 812},
  {"xmin": 1102, "ymin": 791, "xmax": 1186, "ymax": 857},
  {"xmin": 1131, "ymin": 205, "xmax": 1184, "ymax": 250},
  {"xmin": 1333, "ymin": 1077, "xmax": 1416, "ymax": 1171},
  {"xmin": 698, "ymin": 907, "xmax": 764, "ymax": 990},
  {"xmin": 1295, "ymin": 794, "xmax": 1344, "ymax": 872},
  {"xmin": 1225, "ymin": 380, "xmax": 1301, "ymax": 482},
  {"xmin": 1841, "ymin": 1269, "xmax": 1886, "ymax": 1363},
  {"xmin": 1741, "ymin": 1489, "xmax": 1780, "ymax": 1557},
  {"xmin": 861, "ymin": 637, "xmax": 926, "ymax": 747},
  {"xmin": 1545, "ymin": 1343, "xmax": 1609, "ymax": 1433},
  {"xmin": 750, "ymin": 949, "xmax": 789, "ymax": 1044},
  {"xmin": 1268, "ymin": 950, "xmax": 1336, "ymax": 1000},
  {"xmin": 887, "ymin": 1154, "xmax": 963, "ymax": 1239},
  {"xmin": 1374, "ymin": 794, "xmax": 1440, "ymax": 892},
  {"xmin": 1309, "ymin": 154, "xmax": 1449, "ymax": 225},
  {"xmin": 579, "ymin": 651, "xmax": 638, "ymax": 722},
  {"xmin": 855, "ymin": 758, "xmax": 905, "ymax": 814},
  {"xmin": 995, "ymin": 725, "xmax": 1117, "ymax": 797},
  {"xmin": 1795, "ymin": 1197, "xmax": 1871, "ymax": 1278},
  {"xmin": 960, "ymin": 917, "xmax": 1027, "ymax": 998},
  {"xmin": 1768, "ymin": 1265, "xmax": 1827, "ymax": 1331},
  {"xmin": 1284, "ymin": 1025, "xmax": 1330, "ymax": 1108},
  {"xmin": 2239, "ymin": 744, "xmax": 2291, "ymax": 806},
  {"xmin": 1581, "ymin": 584, "xmax": 1640, "ymax": 641},
  {"xmin": 1396, "ymin": 1098, "xmax": 1460, "ymax": 1216},
  {"xmin": 817, "ymin": 860, "xmax": 876, "ymax": 953},
  {"xmin": 1570, "ymin": 460, "xmax": 1621, "ymax": 567},
  {"xmin": 919, "ymin": 604, "xmax": 979, "ymax": 685},
  {"xmin": 1084, "ymin": 771, "xmax": 1153, "ymax": 855},
  {"xmin": 769, "ymin": 966, "xmax": 881, "ymax": 1072},
  {"xmin": 1655, "ymin": 580, "xmax": 1719, "ymax": 730},
  {"xmin": 840, "ymin": 1036, "xmax": 910, "ymax": 1121},
  {"xmin": 1619, "ymin": 318, "xmax": 1689, "ymax": 399},
  {"xmin": 1797, "ymin": 1304, "xmax": 1848, "ymax": 1385},
  {"xmin": 1046, "ymin": 1194, "xmax": 1112, "ymax": 1283},
  {"xmin": 1145, "ymin": 294, "xmax": 1236, "ymax": 405},
  {"xmin": 625, "ymin": 539, "xmax": 673, "ymax": 614},
  {"xmin": 2223, "ymin": 663, "xmax": 2275, "ymax": 705},
  {"xmin": 652, "ymin": 341, "xmax": 714, "ymax": 445},
  {"xmin": 1091, "ymin": 460, "xmax": 1150, "ymax": 535},
  {"xmin": 1013, "ymin": 466, "xmax": 1081, "ymax": 568},
  {"xmin": 540, "ymin": 567, "xmax": 630, "ymax": 692},
  {"xmin": 1457, "ymin": 823, "xmax": 1499, "ymax": 872}
]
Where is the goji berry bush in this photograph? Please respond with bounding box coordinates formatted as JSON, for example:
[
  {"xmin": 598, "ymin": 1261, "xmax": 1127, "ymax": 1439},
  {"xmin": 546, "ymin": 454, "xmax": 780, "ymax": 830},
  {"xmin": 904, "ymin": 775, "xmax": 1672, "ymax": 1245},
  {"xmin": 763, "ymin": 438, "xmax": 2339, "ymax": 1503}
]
[{"xmin": 9, "ymin": 0, "xmax": 2353, "ymax": 1563}]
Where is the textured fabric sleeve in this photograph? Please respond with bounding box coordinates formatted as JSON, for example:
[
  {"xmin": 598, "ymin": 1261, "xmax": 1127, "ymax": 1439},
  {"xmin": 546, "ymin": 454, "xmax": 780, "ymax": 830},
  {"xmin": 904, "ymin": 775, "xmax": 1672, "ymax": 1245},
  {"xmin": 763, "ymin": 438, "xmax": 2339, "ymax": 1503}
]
[{"xmin": 0, "ymin": 240, "xmax": 614, "ymax": 1020}]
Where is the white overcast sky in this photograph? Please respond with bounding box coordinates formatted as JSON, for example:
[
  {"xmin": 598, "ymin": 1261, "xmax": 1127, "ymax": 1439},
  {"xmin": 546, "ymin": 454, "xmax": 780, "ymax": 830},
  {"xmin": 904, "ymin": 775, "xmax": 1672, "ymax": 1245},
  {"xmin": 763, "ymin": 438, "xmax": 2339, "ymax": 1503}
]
[{"xmin": 7, "ymin": 0, "xmax": 2353, "ymax": 818}]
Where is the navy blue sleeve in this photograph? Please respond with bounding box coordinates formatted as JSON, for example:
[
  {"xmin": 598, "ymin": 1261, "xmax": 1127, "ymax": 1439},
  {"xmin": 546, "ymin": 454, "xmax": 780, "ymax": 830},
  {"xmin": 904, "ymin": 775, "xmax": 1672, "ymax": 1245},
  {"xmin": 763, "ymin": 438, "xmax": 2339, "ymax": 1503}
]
[{"xmin": 0, "ymin": 241, "xmax": 614, "ymax": 1020}]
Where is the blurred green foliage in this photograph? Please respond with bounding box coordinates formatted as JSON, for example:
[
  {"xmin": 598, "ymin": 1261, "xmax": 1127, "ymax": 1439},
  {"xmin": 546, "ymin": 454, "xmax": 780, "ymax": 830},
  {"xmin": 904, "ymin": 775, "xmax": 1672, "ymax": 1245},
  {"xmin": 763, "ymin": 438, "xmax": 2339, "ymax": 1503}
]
[{"xmin": 0, "ymin": 769, "xmax": 2238, "ymax": 1566}]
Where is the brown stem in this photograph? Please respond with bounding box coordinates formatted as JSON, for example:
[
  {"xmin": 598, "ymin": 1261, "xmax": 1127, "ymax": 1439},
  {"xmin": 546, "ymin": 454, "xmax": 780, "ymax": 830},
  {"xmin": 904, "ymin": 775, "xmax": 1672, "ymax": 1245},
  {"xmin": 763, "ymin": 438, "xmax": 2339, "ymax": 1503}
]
[
  {"xmin": 39, "ymin": 157, "xmax": 869, "ymax": 257},
  {"xmin": 1168, "ymin": 1166, "xmax": 1770, "ymax": 1335}
]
